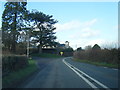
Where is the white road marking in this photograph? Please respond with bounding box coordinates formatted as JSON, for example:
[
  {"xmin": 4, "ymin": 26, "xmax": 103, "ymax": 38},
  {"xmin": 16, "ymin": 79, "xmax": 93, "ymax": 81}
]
[
  {"xmin": 103, "ymin": 67, "xmax": 118, "ymax": 71},
  {"xmin": 104, "ymin": 67, "xmax": 118, "ymax": 71},
  {"xmin": 63, "ymin": 59, "xmax": 98, "ymax": 89},
  {"xmin": 62, "ymin": 58, "xmax": 111, "ymax": 90},
  {"xmin": 112, "ymin": 69, "xmax": 118, "ymax": 70}
]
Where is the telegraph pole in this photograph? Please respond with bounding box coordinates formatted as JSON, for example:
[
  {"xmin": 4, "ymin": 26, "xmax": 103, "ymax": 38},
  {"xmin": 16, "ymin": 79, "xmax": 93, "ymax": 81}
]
[{"xmin": 27, "ymin": 30, "xmax": 29, "ymax": 58}]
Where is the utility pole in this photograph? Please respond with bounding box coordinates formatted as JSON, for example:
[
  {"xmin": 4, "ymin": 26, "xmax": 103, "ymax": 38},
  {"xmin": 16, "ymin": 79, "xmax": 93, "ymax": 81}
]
[{"xmin": 27, "ymin": 30, "xmax": 29, "ymax": 58}]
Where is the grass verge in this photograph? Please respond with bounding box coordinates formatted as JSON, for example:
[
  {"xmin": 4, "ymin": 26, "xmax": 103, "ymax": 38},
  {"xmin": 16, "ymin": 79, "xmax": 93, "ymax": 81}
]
[
  {"xmin": 31, "ymin": 53, "xmax": 62, "ymax": 58},
  {"xmin": 2, "ymin": 59, "xmax": 38, "ymax": 88},
  {"xmin": 73, "ymin": 58, "xmax": 119, "ymax": 69}
]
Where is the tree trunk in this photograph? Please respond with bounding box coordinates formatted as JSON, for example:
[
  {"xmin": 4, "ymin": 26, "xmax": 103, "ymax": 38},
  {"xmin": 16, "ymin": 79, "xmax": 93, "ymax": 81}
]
[
  {"xmin": 39, "ymin": 45, "xmax": 42, "ymax": 54},
  {"xmin": 11, "ymin": 20, "xmax": 17, "ymax": 52},
  {"xmin": 11, "ymin": 3, "xmax": 17, "ymax": 53},
  {"xmin": 11, "ymin": 36, "xmax": 16, "ymax": 53}
]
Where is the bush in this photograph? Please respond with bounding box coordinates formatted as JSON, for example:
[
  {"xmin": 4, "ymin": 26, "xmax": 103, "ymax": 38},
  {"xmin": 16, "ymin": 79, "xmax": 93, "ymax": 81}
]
[
  {"xmin": 2, "ymin": 55, "xmax": 28, "ymax": 76},
  {"xmin": 2, "ymin": 59, "xmax": 37, "ymax": 88},
  {"xmin": 73, "ymin": 48, "xmax": 118, "ymax": 65}
]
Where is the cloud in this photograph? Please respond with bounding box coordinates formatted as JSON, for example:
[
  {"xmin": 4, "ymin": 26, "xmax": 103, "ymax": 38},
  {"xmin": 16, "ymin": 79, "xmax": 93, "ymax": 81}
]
[
  {"xmin": 69, "ymin": 26, "xmax": 100, "ymax": 39},
  {"xmin": 55, "ymin": 19, "xmax": 98, "ymax": 32},
  {"xmin": 54, "ymin": 18, "xmax": 104, "ymax": 49},
  {"xmin": 85, "ymin": 39, "xmax": 106, "ymax": 47},
  {"xmin": 54, "ymin": 20, "xmax": 81, "ymax": 32},
  {"xmin": 80, "ymin": 27, "xmax": 100, "ymax": 38},
  {"xmin": 82, "ymin": 19, "xmax": 97, "ymax": 27},
  {"xmin": 69, "ymin": 38, "xmax": 106, "ymax": 50}
]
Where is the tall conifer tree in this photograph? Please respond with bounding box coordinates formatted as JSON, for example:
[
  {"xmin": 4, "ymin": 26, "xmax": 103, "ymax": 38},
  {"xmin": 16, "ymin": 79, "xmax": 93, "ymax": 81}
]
[
  {"xmin": 29, "ymin": 10, "xmax": 58, "ymax": 53},
  {"xmin": 2, "ymin": 2, "xmax": 27, "ymax": 52}
]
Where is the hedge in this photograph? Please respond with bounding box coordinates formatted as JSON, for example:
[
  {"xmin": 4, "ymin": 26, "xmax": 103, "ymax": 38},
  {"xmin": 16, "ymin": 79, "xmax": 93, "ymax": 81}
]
[
  {"xmin": 73, "ymin": 48, "xmax": 119, "ymax": 65},
  {"xmin": 2, "ymin": 55, "xmax": 28, "ymax": 76}
]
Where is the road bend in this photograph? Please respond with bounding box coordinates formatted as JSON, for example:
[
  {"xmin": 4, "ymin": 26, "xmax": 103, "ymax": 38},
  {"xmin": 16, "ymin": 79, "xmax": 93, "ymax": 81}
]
[{"xmin": 19, "ymin": 57, "xmax": 119, "ymax": 89}]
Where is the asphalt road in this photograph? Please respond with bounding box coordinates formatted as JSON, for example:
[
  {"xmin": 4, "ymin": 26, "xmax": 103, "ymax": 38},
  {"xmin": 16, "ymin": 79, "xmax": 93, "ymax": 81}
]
[
  {"xmin": 65, "ymin": 57, "xmax": 119, "ymax": 88},
  {"xmin": 19, "ymin": 57, "xmax": 119, "ymax": 89}
]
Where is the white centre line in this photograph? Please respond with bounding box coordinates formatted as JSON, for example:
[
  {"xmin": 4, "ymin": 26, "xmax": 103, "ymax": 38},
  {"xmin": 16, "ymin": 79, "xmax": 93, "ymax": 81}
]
[{"xmin": 62, "ymin": 58, "xmax": 111, "ymax": 90}]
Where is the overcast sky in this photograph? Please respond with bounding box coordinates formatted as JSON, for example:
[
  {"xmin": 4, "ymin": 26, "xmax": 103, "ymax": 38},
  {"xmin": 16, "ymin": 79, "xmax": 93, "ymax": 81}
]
[{"xmin": 0, "ymin": 1, "xmax": 118, "ymax": 49}]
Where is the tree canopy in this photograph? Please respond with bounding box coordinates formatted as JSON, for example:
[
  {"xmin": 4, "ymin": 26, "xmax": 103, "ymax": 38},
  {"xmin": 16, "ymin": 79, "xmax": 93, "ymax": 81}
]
[
  {"xmin": 2, "ymin": 2, "xmax": 58, "ymax": 54},
  {"xmin": 92, "ymin": 44, "xmax": 101, "ymax": 50},
  {"xmin": 28, "ymin": 10, "xmax": 58, "ymax": 53},
  {"xmin": 2, "ymin": 2, "xmax": 27, "ymax": 52}
]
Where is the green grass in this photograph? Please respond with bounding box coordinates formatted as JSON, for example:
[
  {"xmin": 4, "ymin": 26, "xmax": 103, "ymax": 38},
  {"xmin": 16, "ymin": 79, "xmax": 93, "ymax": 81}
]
[
  {"xmin": 73, "ymin": 58, "xmax": 119, "ymax": 69},
  {"xmin": 3, "ymin": 59, "xmax": 38, "ymax": 88},
  {"xmin": 31, "ymin": 53, "xmax": 62, "ymax": 58}
]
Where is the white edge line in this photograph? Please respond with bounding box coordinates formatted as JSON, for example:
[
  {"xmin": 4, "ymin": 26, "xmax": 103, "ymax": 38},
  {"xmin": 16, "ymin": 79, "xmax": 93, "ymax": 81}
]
[
  {"xmin": 63, "ymin": 58, "xmax": 111, "ymax": 90},
  {"xmin": 112, "ymin": 69, "xmax": 118, "ymax": 70},
  {"xmin": 62, "ymin": 59, "xmax": 98, "ymax": 89},
  {"xmin": 104, "ymin": 67, "xmax": 118, "ymax": 71},
  {"xmin": 73, "ymin": 66, "xmax": 110, "ymax": 89},
  {"xmin": 66, "ymin": 57, "xmax": 111, "ymax": 89}
]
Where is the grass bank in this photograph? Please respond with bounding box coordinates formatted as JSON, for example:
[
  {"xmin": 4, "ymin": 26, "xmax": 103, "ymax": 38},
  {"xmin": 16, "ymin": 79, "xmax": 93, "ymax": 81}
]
[
  {"xmin": 3, "ymin": 58, "xmax": 38, "ymax": 88},
  {"xmin": 31, "ymin": 53, "xmax": 62, "ymax": 58},
  {"xmin": 73, "ymin": 58, "xmax": 119, "ymax": 69}
]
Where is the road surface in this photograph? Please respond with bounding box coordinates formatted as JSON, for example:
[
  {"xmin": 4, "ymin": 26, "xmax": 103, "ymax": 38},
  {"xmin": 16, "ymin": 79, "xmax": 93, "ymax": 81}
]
[{"xmin": 19, "ymin": 57, "xmax": 119, "ymax": 89}]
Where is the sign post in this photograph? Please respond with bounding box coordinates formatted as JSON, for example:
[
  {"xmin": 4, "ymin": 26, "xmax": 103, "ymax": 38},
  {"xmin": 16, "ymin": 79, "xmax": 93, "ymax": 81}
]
[{"xmin": 60, "ymin": 52, "xmax": 63, "ymax": 56}]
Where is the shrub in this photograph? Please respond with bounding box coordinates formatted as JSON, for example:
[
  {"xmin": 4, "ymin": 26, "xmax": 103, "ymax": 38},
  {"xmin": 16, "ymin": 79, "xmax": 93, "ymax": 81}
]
[
  {"xmin": 2, "ymin": 55, "xmax": 28, "ymax": 76},
  {"xmin": 74, "ymin": 47, "xmax": 118, "ymax": 64}
]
